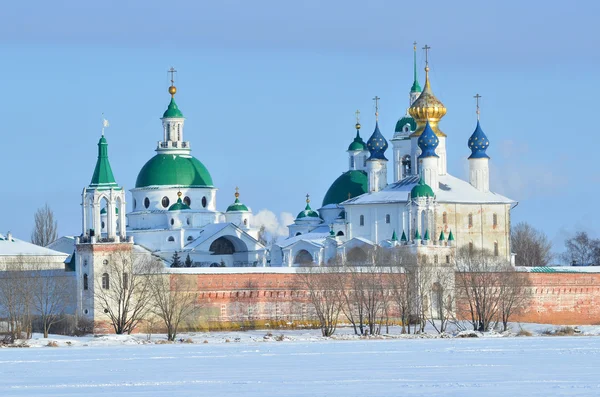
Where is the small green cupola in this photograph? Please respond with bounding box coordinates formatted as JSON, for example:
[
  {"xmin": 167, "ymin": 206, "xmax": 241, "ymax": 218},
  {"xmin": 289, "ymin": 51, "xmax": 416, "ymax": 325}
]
[
  {"xmin": 169, "ymin": 192, "xmax": 191, "ymax": 211},
  {"xmin": 162, "ymin": 70, "xmax": 184, "ymax": 119},
  {"xmin": 410, "ymin": 176, "xmax": 435, "ymax": 199},
  {"xmin": 226, "ymin": 187, "xmax": 249, "ymax": 212},
  {"xmin": 89, "ymin": 135, "xmax": 119, "ymax": 190},
  {"xmin": 296, "ymin": 194, "xmax": 321, "ymax": 220},
  {"xmin": 348, "ymin": 115, "xmax": 366, "ymax": 151}
]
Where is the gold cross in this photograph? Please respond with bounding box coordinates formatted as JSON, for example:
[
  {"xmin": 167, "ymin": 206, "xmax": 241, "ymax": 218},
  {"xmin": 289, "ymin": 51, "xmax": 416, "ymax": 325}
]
[
  {"xmin": 355, "ymin": 109, "xmax": 360, "ymax": 124},
  {"xmin": 168, "ymin": 67, "xmax": 177, "ymax": 86},
  {"xmin": 306, "ymin": 193, "xmax": 310, "ymax": 203},
  {"xmin": 474, "ymin": 93, "xmax": 482, "ymax": 120},
  {"xmin": 422, "ymin": 44, "xmax": 431, "ymax": 66},
  {"xmin": 413, "ymin": 41, "xmax": 417, "ymax": 51},
  {"xmin": 373, "ymin": 96, "xmax": 380, "ymax": 120}
]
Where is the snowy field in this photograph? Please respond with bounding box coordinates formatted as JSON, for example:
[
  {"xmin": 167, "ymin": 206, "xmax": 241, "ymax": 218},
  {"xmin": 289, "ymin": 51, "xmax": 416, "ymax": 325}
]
[{"xmin": 2, "ymin": 329, "xmax": 600, "ymax": 396}]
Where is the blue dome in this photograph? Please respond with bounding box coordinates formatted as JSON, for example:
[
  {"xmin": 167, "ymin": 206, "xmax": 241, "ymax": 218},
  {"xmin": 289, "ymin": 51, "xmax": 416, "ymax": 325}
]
[
  {"xmin": 417, "ymin": 121, "xmax": 439, "ymax": 159},
  {"xmin": 366, "ymin": 122, "xmax": 388, "ymax": 160},
  {"xmin": 468, "ymin": 121, "xmax": 490, "ymax": 159}
]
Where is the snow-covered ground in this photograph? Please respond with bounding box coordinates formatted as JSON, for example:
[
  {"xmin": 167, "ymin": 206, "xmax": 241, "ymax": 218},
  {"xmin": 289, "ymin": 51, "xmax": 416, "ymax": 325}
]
[{"xmin": 2, "ymin": 325, "xmax": 600, "ymax": 396}]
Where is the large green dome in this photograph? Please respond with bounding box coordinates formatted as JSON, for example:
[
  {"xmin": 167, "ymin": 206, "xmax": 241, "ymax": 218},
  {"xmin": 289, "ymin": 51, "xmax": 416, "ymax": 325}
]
[
  {"xmin": 136, "ymin": 154, "xmax": 213, "ymax": 188},
  {"xmin": 322, "ymin": 170, "xmax": 368, "ymax": 206}
]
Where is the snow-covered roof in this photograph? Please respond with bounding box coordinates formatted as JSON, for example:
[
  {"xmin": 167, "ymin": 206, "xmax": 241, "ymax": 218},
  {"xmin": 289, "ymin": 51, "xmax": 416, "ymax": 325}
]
[
  {"xmin": 47, "ymin": 236, "xmax": 76, "ymax": 255},
  {"xmin": 343, "ymin": 174, "xmax": 515, "ymax": 205},
  {"xmin": 276, "ymin": 231, "xmax": 331, "ymax": 248},
  {"xmin": 0, "ymin": 233, "xmax": 69, "ymax": 258},
  {"xmin": 519, "ymin": 266, "xmax": 600, "ymax": 273}
]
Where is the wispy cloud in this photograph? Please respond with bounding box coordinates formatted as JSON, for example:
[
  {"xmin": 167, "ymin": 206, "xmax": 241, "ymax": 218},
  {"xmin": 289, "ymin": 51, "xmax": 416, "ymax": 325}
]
[{"xmin": 254, "ymin": 209, "xmax": 294, "ymax": 238}]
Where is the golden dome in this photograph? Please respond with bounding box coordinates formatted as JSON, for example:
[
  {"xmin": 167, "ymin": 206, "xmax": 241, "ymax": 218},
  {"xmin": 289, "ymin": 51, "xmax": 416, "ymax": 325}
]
[
  {"xmin": 408, "ymin": 67, "xmax": 447, "ymax": 138},
  {"xmin": 168, "ymin": 85, "xmax": 177, "ymax": 97}
]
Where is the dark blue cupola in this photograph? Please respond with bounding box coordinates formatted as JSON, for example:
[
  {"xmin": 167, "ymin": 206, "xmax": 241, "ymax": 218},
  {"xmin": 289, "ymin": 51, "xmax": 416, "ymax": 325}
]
[
  {"xmin": 467, "ymin": 120, "xmax": 490, "ymax": 159},
  {"xmin": 366, "ymin": 122, "xmax": 388, "ymax": 160},
  {"xmin": 417, "ymin": 121, "xmax": 439, "ymax": 158}
]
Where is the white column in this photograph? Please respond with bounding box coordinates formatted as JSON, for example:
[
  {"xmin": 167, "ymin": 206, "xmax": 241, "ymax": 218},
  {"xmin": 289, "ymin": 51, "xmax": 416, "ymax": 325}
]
[{"xmin": 82, "ymin": 190, "xmax": 87, "ymax": 236}]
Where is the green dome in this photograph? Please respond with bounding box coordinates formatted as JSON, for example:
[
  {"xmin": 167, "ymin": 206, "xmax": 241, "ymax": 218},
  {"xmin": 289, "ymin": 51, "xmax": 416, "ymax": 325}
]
[
  {"xmin": 411, "ymin": 177, "xmax": 435, "ymax": 199},
  {"xmin": 100, "ymin": 207, "xmax": 119, "ymax": 214},
  {"xmin": 169, "ymin": 197, "xmax": 191, "ymax": 211},
  {"xmin": 136, "ymin": 154, "xmax": 213, "ymax": 188},
  {"xmin": 227, "ymin": 198, "xmax": 249, "ymax": 212},
  {"xmin": 296, "ymin": 199, "xmax": 320, "ymax": 220},
  {"xmin": 395, "ymin": 115, "xmax": 417, "ymax": 133},
  {"xmin": 163, "ymin": 98, "xmax": 184, "ymax": 118},
  {"xmin": 347, "ymin": 131, "xmax": 366, "ymax": 151},
  {"xmin": 322, "ymin": 170, "xmax": 368, "ymax": 206}
]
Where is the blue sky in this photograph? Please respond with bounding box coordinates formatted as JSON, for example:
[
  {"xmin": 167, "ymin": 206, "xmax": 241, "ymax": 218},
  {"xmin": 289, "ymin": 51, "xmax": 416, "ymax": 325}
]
[{"xmin": 1, "ymin": 0, "xmax": 598, "ymax": 256}]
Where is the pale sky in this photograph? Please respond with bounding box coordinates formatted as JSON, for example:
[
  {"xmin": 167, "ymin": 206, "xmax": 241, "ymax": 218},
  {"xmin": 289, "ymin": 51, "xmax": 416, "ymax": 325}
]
[{"xmin": 1, "ymin": 0, "xmax": 598, "ymax": 256}]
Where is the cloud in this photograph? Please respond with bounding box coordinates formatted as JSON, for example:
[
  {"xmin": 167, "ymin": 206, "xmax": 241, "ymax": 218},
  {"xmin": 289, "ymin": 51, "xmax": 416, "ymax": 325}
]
[{"xmin": 254, "ymin": 209, "xmax": 294, "ymax": 238}]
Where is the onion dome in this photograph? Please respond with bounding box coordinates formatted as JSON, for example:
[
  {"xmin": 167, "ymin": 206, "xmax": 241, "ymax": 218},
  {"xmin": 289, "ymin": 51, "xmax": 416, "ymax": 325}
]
[
  {"xmin": 163, "ymin": 98, "xmax": 184, "ymax": 118},
  {"xmin": 417, "ymin": 121, "xmax": 440, "ymax": 158},
  {"xmin": 100, "ymin": 207, "xmax": 119, "ymax": 214},
  {"xmin": 411, "ymin": 176, "xmax": 435, "ymax": 199},
  {"xmin": 226, "ymin": 188, "xmax": 249, "ymax": 212},
  {"xmin": 90, "ymin": 136, "xmax": 119, "ymax": 190},
  {"xmin": 136, "ymin": 154, "xmax": 213, "ymax": 188},
  {"xmin": 322, "ymin": 170, "xmax": 368, "ymax": 206},
  {"xmin": 296, "ymin": 195, "xmax": 320, "ymax": 220},
  {"xmin": 468, "ymin": 121, "xmax": 490, "ymax": 159},
  {"xmin": 408, "ymin": 59, "xmax": 447, "ymax": 138},
  {"xmin": 348, "ymin": 130, "xmax": 366, "ymax": 151},
  {"xmin": 366, "ymin": 122, "xmax": 388, "ymax": 160},
  {"xmin": 169, "ymin": 192, "xmax": 191, "ymax": 211}
]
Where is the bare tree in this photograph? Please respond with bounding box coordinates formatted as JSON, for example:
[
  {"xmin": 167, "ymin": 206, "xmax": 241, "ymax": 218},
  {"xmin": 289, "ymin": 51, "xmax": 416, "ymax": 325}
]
[
  {"xmin": 31, "ymin": 204, "xmax": 58, "ymax": 247},
  {"xmin": 149, "ymin": 270, "xmax": 199, "ymax": 341},
  {"xmin": 257, "ymin": 225, "xmax": 268, "ymax": 246},
  {"xmin": 511, "ymin": 222, "xmax": 552, "ymax": 267},
  {"xmin": 387, "ymin": 249, "xmax": 416, "ymax": 334},
  {"xmin": 29, "ymin": 264, "xmax": 72, "ymax": 338},
  {"xmin": 94, "ymin": 251, "xmax": 155, "ymax": 334},
  {"xmin": 562, "ymin": 231, "xmax": 600, "ymax": 265},
  {"xmin": 295, "ymin": 266, "xmax": 344, "ymax": 337},
  {"xmin": 427, "ymin": 264, "xmax": 454, "ymax": 334},
  {"xmin": 0, "ymin": 268, "xmax": 28, "ymax": 341},
  {"xmin": 497, "ymin": 268, "xmax": 532, "ymax": 331}
]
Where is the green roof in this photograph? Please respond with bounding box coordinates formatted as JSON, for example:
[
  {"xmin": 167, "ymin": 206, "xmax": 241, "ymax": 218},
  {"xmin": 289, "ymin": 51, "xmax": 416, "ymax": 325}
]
[
  {"xmin": 423, "ymin": 229, "xmax": 430, "ymax": 240},
  {"xmin": 348, "ymin": 131, "xmax": 366, "ymax": 151},
  {"xmin": 391, "ymin": 230, "xmax": 398, "ymax": 241},
  {"xmin": 400, "ymin": 230, "xmax": 407, "ymax": 242},
  {"xmin": 439, "ymin": 230, "xmax": 445, "ymax": 241},
  {"xmin": 414, "ymin": 228, "xmax": 421, "ymax": 240},
  {"xmin": 136, "ymin": 154, "xmax": 213, "ymax": 188},
  {"xmin": 227, "ymin": 198, "xmax": 249, "ymax": 212},
  {"xmin": 163, "ymin": 98, "xmax": 184, "ymax": 118},
  {"xmin": 322, "ymin": 170, "xmax": 368, "ymax": 207},
  {"xmin": 411, "ymin": 45, "xmax": 421, "ymax": 93},
  {"xmin": 395, "ymin": 115, "xmax": 417, "ymax": 133},
  {"xmin": 448, "ymin": 230, "xmax": 455, "ymax": 241},
  {"xmin": 411, "ymin": 176, "xmax": 435, "ymax": 199},
  {"xmin": 169, "ymin": 197, "xmax": 191, "ymax": 211},
  {"xmin": 89, "ymin": 136, "xmax": 119, "ymax": 190},
  {"xmin": 100, "ymin": 207, "xmax": 119, "ymax": 214},
  {"xmin": 296, "ymin": 202, "xmax": 320, "ymax": 220}
]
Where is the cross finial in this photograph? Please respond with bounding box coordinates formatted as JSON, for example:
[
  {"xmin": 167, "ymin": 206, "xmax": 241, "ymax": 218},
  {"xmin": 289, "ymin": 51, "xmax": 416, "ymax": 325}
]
[
  {"xmin": 101, "ymin": 113, "xmax": 109, "ymax": 136},
  {"xmin": 413, "ymin": 41, "xmax": 417, "ymax": 51},
  {"xmin": 373, "ymin": 96, "xmax": 380, "ymax": 121},
  {"xmin": 474, "ymin": 93, "xmax": 482, "ymax": 120},
  {"xmin": 168, "ymin": 67, "xmax": 177, "ymax": 86},
  {"xmin": 306, "ymin": 193, "xmax": 310, "ymax": 204},
  {"xmin": 235, "ymin": 186, "xmax": 240, "ymax": 199},
  {"xmin": 355, "ymin": 109, "xmax": 360, "ymax": 124},
  {"xmin": 422, "ymin": 45, "xmax": 431, "ymax": 66}
]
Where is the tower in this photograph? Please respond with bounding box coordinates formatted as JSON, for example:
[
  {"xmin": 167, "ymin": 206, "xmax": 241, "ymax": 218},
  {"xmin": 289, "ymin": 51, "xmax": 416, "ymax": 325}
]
[
  {"xmin": 347, "ymin": 110, "xmax": 369, "ymax": 171},
  {"xmin": 366, "ymin": 97, "xmax": 388, "ymax": 193},
  {"xmin": 408, "ymin": 45, "xmax": 448, "ymax": 176},
  {"xmin": 225, "ymin": 187, "xmax": 252, "ymax": 230},
  {"xmin": 158, "ymin": 67, "xmax": 189, "ymax": 154},
  {"xmin": 392, "ymin": 43, "xmax": 422, "ymax": 182},
  {"xmin": 468, "ymin": 94, "xmax": 490, "ymax": 192},
  {"xmin": 417, "ymin": 121, "xmax": 439, "ymax": 193}
]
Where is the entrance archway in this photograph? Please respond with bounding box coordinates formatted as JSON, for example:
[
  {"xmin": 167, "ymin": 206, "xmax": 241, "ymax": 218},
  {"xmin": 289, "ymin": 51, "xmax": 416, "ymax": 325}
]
[{"xmin": 294, "ymin": 250, "xmax": 314, "ymax": 265}]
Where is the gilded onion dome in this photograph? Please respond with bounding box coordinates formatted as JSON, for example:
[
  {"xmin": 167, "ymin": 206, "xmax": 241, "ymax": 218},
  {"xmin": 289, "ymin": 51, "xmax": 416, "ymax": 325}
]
[{"xmin": 408, "ymin": 58, "xmax": 447, "ymax": 138}]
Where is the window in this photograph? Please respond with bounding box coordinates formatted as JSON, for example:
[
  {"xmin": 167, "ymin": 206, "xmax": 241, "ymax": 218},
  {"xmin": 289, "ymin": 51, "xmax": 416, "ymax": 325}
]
[
  {"xmin": 434, "ymin": 255, "xmax": 438, "ymax": 264},
  {"xmin": 494, "ymin": 242, "xmax": 499, "ymax": 257},
  {"xmin": 168, "ymin": 236, "xmax": 175, "ymax": 242},
  {"xmin": 468, "ymin": 213, "xmax": 473, "ymax": 228},
  {"xmin": 350, "ymin": 156, "xmax": 355, "ymax": 168},
  {"xmin": 133, "ymin": 199, "xmax": 136, "ymax": 209},
  {"xmin": 336, "ymin": 231, "xmax": 344, "ymax": 236},
  {"xmin": 144, "ymin": 197, "xmax": 150, "ymax": 209},
  {"xmin": 162, "ymin": 196, "xmax": 170, "ymax": 208},
  {"xmin": 493, "ymin": 213, "xmax": 498, "ymax": 228},
  {"xmin": 102, "ymin": 259, "xmax": 108, "ymax": 265},
  {"xmin": 186, "ymin": 218, "xmax": 191, "ymax": 225},
  {"xmin": 385, "ymin": 214, "xmax": 390, "ymax": 224},
  {"xmin": 202, "ymin": 196, "xmax": 207, "ymax": 208},
  {"xmin": 83, "ymin": 259, "xmax": 88, "ymax": 267},
  {"xmin": 443, "ymin": 212, "xmax": 447, "ymax": 224},
  {"xmin": 170, "ymin": 218, "xmax": 174, "ymax": 226},
  {"xmin": 401, "ymin": 155, "xmax": 412, "ymax": 178},
  {"xmin": 123, "ymin": 273, "xmax": 129, "ymax": 290},
  {"xmin": 469, "ymin": 241, "xmax": 474, "ymax": 253},
  {"xmin": 101, "ymin": 273, "xmax": 110, "ymax": 289},
  {"xmin": 187, "ymin": 236, "xmax": 193, "ymax": 241},
  {"xmin": 83, "ymin": 274, "xmax": 88, "ymax": 290},
  {"xmin": 243, "ymin": 219, "xmax": 248, "ymax": 226},
  {"xmin": 363, "ymin": 156, "xmax": 367, "ymax": 167},
  {"xmin": 184, "ymin": 196, "xmax": 191, "ymax": 206},
  {"xmin": 84, "ymin": 309, "xmax": 89, "ymax": 315},
  {"xmin": 101, "ymin": 221, "xmax": 105, "ymax": 229},
  {"xmin": 446, "ymin": 255, "xmax": 450, "ymax": 264},
  {"xmin": 359, "ymin": 215, "xmax": 364, "ymax": 226}
]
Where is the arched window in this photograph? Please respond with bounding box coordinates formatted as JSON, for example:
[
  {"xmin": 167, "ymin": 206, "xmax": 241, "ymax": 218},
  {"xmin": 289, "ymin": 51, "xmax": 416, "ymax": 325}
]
[
  {"xmin": 494, "ymin": 241, "xmax": 499, "ymax": 256},
  {"xmin": 83, "ymin": 274, "xmax": 88, "ymax": 290},
  {"xmin": 187, "ymin": 236, "xmax": 193, "ymax": 241},
  {"xmin": 144, "ymin": 197, "xmax": 150, "ymax": 209},
  {"xmin": 468, "ymin": 213, "xmax": 473, "ymax": 228},
  {"xmin": 201, "ymin": 196, "xmax": 207, "ymax": 208},
  {"xmin": 210, "ymin": 237, "xmax": 235, "ymax": 255},
  {"xmin": 401, "ymin": 155, "xmax": 412, "ymax": 178},
  {"xmin": 133, "ymin": 199, "xmax": 137, "ymax": 209},
  {"xmin": 168, "ymin": 236, "xmax": 175, "ymax": 242},
  {"xmin": 359, "ymin": 215, "xmax": 364, "ymax": 226},
  {"xmin": 350, "ymin": 156, "xmax": 355, "ymax": 168},
  {"xmin": 170, "ymin": 218, "xmax": 174, "ymax": 226},
  {"xmin": 294, "ymin": 250, "xmax": 314, "ymax": 265},
  {"xmin": 162, "ymin": 196, "xmax": 170, "ymax": 208},
  {"xmin": 336, "ymin": 231, "xmax": 344, "ymax": 236},
  {"xmin": 493, "ymin": 213, "xmax": 498, "ymax": 228},
  {"xmin": 184, "ymin": 196, "xmax": 191, "ymax": 207},
  {"xmin": 101, "ymin": 273, "xmax": 110, "ymax": 289},
  {"xmin": 443, "ymin": 212, "xmax": 448, "ymax": 224},
  {"xmin": 295, "ymin": 232, "xmax": 302, "ymax": 236},
  {"xmin": 385, "ymin": 214, "xmax": 391, "ymax": 224},
  {"xmin": 347, "ymin": 247, "xmax": 368, "ymax": 264},
  {"xmin": 186, "ymin": 218, "xmax": 191, "ymax": 225},
  {"xmin": 243, "ymin": 219, "xmax": 248, "ymax": 226}
]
